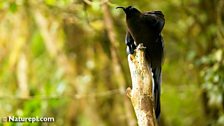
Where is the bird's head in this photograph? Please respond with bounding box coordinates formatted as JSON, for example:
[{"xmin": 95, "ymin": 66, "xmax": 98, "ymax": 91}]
[{"xmin": 116, "ymin": 6, "xmax": 141, "ymax": 18}]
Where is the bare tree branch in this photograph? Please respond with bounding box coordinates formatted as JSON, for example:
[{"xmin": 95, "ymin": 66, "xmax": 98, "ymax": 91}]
[{"xmin": 127, "ymin": 44, "xmax": 158, "ymax": 126}]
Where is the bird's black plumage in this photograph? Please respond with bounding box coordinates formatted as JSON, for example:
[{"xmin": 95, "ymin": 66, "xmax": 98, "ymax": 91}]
[{"xmin": 117, "ymin": 6, "xmax": 165, "ymax": 120}]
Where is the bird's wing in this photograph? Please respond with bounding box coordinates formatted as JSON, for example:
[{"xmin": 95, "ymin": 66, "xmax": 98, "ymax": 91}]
[
  {"xmin": 145, "ymin": 11, "xmax": 164, "ymax": 17},
  {"xmin": 141, "ymin": 11, "xmax": 165, "ymax": 33}
]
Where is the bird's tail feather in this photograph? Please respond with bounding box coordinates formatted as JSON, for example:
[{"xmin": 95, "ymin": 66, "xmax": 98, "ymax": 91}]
[{"xmin": 152, "ymin": 66, "xmax": 161, "ymax": 120}]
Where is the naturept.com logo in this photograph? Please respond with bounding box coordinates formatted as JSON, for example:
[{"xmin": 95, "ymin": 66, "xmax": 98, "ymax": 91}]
[{"xmin": 1, "ymin": 116, "xmax": 55, "ymax": 123}]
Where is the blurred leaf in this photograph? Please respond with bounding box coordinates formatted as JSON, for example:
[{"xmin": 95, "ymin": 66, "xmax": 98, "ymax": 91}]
[
  {"xmin": 92, "ymin": 2, "xmax": 100, "ymax": 11},
  {"xmin": 31, "ymin": 31, "xmax": 46, "ymax": 57},
  {"xmin": 90, "ymin": 20, "xmax": 104, "ymax": 31},
  {"xmin": 0, "ymin": 1, "xmax": 7, "ymax": 9},
  {"xmin": 218, "ymin": 114, "xmax": 224, "ymax": 125},
  {"xmin": 78, "ymin": 114, "xmax": 92, "ymax": 126},
  {"xmin": 23, "ymin": 99, "xmax": 41, "ymax": 116},
  {"xmin": 45, "ymin": 0, "xmax": 56, "ymax": 6},
  {"xmin": 9, "ymin": 2, "xmax": 17, "ymax": 13},
  {"xmin": 214, "ymin": 49, "xmax": 222, "ymax": 62},
  {"xmin": 187, "ymin": 50, "xmax": 196, "ymax": 61}
]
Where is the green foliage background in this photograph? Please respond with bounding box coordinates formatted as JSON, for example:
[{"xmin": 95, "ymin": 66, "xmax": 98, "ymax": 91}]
[{"xmin": 0, "ymin": 0, "xmax": 223, "ymax": 126}]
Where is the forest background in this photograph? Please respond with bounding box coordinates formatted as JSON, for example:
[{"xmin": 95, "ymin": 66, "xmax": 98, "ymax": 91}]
[{"xmin": 0, "ymin": 0, "xmax": 223, "ymax": 126}]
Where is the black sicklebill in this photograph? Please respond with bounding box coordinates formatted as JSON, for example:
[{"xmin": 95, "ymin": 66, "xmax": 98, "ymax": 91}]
[{"xmin": 117, "ymin": 6, "xmax": 165, "ymax": 121}]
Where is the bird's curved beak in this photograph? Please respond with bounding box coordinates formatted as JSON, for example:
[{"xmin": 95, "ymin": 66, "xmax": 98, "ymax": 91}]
[{"xmin": 116, "ymin": 6, "xmax": 126, "ymax": 12}]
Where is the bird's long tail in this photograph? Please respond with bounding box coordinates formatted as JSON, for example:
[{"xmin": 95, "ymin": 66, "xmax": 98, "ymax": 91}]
[{"xmin": 152, "ymin": 66, "xmax": 161, "ymax": 120}]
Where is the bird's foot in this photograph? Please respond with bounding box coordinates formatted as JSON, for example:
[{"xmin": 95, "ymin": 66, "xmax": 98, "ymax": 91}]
[{"xmin": 137, "ymin": 43, "xmax": 146, "ymax": 50}]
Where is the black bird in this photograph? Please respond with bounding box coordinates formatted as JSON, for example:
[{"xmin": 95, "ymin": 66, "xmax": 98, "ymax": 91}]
[{"xmin": 117, "ymin": 6, "xmax": 165, "ymax": 120}]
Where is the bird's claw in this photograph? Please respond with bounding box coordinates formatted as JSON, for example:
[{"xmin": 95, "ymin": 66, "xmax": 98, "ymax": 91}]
[{"xmin": 137, "ymin": 43, "xmax": 146, "ymax": 50}]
